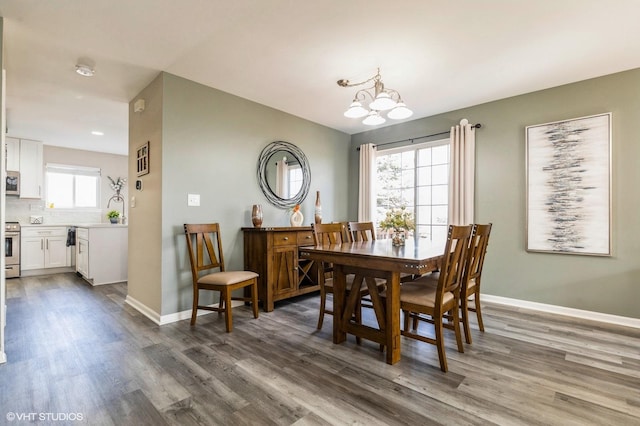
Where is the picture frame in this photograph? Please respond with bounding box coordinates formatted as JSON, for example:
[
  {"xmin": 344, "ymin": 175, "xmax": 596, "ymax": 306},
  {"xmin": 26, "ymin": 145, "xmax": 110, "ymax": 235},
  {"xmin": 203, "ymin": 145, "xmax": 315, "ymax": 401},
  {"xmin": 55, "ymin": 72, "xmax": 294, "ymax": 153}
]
[
  {"xmin": 525, "ymin": 112, "xmax": 611, "ymax": 256},
  {"xmin": 136, "ymin": 141, "xmax": 149, "ymax": 176}
]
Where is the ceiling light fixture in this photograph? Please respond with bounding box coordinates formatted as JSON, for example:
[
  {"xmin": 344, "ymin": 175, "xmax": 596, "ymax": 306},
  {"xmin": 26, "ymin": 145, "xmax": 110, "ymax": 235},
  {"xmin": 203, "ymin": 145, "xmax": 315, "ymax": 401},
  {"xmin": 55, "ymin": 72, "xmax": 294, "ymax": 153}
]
[
  {"xmin": 75, "ymin": 62, "xmax": 95, "ymax": 77},
  {"xmin": 337, "ymin": 68, "xmax": 413, "ymax": 126},
  {"xmin": 91, "ymin": 130, "xmax": 104, "ymax": 136}
]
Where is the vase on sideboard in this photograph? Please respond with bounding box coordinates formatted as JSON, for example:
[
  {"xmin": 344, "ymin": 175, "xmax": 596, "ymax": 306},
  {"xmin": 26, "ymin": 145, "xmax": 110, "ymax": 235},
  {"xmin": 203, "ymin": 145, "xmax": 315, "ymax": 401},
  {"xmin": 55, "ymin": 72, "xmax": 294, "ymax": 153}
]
[
  {"xmin": 314, "ymin": 191, "xmax": 322, "ymax": 224},
  {"xmin": 290, "ymin": 208, "xmax": 304, "ymax": 227},
  {"xmin": 251, "ymin": 204, "xmax": 263, "ymax": 227}
]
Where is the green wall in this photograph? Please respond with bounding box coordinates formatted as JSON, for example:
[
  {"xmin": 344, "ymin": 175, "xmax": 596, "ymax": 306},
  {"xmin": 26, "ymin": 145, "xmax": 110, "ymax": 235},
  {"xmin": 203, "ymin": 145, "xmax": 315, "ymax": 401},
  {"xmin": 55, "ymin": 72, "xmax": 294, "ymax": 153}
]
[
  {"xmin": 130, "ymin": 73, "xmax": 351, "ymax": 317},
  {"xmin": 350, "ymin": 68, "xmax": 640, "ymax": 319}
]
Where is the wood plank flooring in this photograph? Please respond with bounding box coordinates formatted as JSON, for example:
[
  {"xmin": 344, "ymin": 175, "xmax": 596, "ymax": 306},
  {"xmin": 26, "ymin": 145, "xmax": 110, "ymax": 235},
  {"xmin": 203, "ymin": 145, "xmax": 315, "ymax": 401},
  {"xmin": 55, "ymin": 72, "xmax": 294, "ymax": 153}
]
[{"xmin": 1, "ymin": 272, "xmax": 639, "ymax": 425}]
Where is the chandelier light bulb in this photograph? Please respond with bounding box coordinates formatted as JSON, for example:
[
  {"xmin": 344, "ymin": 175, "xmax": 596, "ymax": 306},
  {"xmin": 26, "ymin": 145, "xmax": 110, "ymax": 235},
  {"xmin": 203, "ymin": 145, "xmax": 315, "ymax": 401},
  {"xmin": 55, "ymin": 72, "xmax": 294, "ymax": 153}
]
[
  {"xmin": 369, "ymin": 92, "xmax": 397, "ymax": 111},
  {"xmin": 387, "ymin": 102, "xmax": 413, "ymax": 120},
  {"xmin": 363, "ymin": 111, "xmax": 386, "ymax": 126},
  {"xmin": 344, "ymin": 101, "xmax": 369, "ymax": 118}
]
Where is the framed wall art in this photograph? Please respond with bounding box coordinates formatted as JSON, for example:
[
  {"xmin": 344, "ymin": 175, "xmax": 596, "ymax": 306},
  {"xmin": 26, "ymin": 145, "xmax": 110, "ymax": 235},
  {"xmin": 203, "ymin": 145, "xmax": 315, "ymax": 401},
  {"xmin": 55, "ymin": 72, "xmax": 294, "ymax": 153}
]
[
  {"xmin": 137, "ymin": 141, "xmax": 149, "ymax": 176},
  {"xmin": 526, "ymin": 112, "xmax": 611, "ymax": 256}
]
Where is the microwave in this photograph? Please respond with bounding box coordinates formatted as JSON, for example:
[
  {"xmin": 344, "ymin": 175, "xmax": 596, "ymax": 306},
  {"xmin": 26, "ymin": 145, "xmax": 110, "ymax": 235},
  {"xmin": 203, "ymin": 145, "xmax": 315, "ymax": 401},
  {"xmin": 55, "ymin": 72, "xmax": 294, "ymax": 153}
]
[{"xmin": 6, "ymin": 171, "xmax": 20, "ymax": 196}]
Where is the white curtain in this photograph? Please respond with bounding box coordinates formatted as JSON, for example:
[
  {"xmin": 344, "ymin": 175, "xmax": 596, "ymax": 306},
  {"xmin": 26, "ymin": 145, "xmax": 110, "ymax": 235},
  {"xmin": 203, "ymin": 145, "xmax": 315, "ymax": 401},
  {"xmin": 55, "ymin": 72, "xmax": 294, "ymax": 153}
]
[
  {"xmin": 358, "ymin": 143, "xmax": 377, "ymax": 222},
  {"xmin": 276, "ymin": 159, "xmax": 288, "ymax": 198},
  {"xmin": 448, "ymin": 119, "xmax": 476, "ymax": 225}
]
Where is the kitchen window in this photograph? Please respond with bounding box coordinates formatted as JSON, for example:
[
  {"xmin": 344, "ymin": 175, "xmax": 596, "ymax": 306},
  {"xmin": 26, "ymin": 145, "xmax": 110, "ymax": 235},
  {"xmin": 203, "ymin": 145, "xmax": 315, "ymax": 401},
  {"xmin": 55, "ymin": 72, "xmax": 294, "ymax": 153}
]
[
  {"xmin": 45, "ymin": 163, "xmax": 100, "ymax": 209},
  {"xmin": 375, "ymin": 139, "xmax": 449, "ymax": 241}
]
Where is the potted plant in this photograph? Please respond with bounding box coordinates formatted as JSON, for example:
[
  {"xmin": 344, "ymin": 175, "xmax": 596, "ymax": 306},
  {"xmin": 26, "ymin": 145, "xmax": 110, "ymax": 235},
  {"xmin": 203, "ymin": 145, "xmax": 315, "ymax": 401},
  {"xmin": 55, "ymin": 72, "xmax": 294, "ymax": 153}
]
[
  {"xmin": 379, "ymin": 207, "xmax": 415, "ymax": 246},
  {"xmin": 107, "ymin": 210, "xmax": 120, "ymax": 224}
]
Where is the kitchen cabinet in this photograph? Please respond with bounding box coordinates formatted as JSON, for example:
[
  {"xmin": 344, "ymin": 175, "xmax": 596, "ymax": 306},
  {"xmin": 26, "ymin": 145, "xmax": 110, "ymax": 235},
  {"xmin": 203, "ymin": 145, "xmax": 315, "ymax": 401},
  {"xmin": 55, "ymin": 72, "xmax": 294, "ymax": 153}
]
[
  {"xmin": 19, "ymin": 138, "xmax": 43, "ymax": 199},
  {"xmin": 21, "ymin": 227, "xmax": 71, "ymax": 271},
  {"xmin": 76, "ymin": 225, "xmax": 128, "ymax": 285},
  {"xmin": 5, "ymin": 136, "xmax": 20, "ymax": 171},
  {"xmin": 242, "ymin": 227, "xmax": 319, "ymax": 311}
]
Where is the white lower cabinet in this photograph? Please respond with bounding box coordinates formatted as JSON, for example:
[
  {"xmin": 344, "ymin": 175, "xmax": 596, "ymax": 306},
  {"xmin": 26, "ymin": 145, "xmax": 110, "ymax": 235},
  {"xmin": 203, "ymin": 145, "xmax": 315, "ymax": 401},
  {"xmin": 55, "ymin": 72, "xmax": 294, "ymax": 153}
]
[
  {"xmin": 75, "ymin": 226, "xmax": 127, "ymax": 285},
  {"xmin": 21, "ymin": 227, "xmax": 71, "ymax": 270}
]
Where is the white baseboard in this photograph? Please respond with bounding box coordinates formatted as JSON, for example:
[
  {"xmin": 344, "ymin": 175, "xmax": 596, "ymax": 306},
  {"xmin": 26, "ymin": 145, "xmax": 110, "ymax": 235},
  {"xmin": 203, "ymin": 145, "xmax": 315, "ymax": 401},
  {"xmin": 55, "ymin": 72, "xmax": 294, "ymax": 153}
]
[
  {"xmin": 124, "ymin": 295, "xmax": 243, "ymax": 326},
  {"xmin": 124, "ymin": 295, "xmax": 162, "ymax": 325},
  {"xmin": 482, "ymin": 294, "xmax": 640, "ymax": 329}
]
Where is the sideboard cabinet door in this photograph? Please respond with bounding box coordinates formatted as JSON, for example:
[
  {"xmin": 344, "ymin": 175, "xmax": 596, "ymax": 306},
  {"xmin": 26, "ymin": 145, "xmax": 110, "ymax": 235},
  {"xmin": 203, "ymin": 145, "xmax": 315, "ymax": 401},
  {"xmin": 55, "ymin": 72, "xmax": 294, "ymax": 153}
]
[{"xmin": 243, "ymin": 227, "xmax": 319, "ymax": 312}]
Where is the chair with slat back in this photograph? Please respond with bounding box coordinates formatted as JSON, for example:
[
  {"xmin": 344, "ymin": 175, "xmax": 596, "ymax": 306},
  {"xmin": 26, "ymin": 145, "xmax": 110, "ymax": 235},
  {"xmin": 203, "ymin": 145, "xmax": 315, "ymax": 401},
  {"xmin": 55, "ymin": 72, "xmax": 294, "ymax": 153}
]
[
  {"xmin": 395, "ymin": 224, "xmax": 472, "ymax": 372},
  {"xmin": 184, "ymin": 223, "xmax": 259, "ymax": 332},
  {"xmin": 411, "ymin": 223, "xmax": 493, "ymax": 344},
  {"xmin": 312, "ymin": 222, "xmax": 371, "ymax": 340},
  {"xmin": 347, "ymin": 221, "xmax": 377, "ymax": 242},
  {"xmin": 460, "ymin": 223, "xmax": 492, "ymax": 343}
]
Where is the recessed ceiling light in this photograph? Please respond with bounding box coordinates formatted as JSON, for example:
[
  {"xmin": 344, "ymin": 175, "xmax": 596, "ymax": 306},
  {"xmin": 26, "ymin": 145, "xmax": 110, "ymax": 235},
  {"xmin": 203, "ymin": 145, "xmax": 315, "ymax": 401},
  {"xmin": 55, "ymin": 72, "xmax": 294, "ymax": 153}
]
[
  {"xmin": 91, "ymin": 131, "xmax": 104, "ymax": 136},
  {"xmin": 75, "ymin": 63, "xmax": 95, "ymax": 77}
]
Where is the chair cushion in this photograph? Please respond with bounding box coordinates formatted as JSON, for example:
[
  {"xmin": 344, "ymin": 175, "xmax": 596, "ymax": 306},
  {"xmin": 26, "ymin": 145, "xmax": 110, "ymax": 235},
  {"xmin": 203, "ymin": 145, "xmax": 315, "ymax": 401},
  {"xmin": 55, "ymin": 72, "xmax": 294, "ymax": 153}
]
[
  {"xmin": 198, "ymin": 270, "xmax": 258, "ymax": 286},
  {"xmin": 394, "ymin": 280, "xmax": 454, "ymax": 307}
]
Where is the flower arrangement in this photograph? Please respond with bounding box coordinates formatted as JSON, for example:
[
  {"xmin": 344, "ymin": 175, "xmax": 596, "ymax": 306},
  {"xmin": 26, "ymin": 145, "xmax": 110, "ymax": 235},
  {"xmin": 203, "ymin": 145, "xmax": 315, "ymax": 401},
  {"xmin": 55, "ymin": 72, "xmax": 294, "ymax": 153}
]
[
  {"xmin": 107, "ymin": 176, "xmax": 127, "ymax": 193},
  {"xmin": 378, "ymin": 207, "xmax": 415, "ymax": 232}
]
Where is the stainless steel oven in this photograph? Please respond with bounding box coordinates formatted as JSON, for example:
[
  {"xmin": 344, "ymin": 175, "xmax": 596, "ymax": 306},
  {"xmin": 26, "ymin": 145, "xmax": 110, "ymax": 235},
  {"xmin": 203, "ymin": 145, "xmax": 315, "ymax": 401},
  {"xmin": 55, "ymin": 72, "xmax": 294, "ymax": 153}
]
[{"xmin": 5, "ymin": 222, "xmax": 20, "ymax": 278}]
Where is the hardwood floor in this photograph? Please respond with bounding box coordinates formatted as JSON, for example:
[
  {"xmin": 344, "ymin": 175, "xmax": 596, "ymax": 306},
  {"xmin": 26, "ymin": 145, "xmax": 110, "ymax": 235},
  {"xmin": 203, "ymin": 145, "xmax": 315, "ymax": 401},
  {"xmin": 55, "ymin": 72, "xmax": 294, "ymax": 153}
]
[{"xmin": 2, "ymin": 273, "xmax": 639, "ymax": 425}]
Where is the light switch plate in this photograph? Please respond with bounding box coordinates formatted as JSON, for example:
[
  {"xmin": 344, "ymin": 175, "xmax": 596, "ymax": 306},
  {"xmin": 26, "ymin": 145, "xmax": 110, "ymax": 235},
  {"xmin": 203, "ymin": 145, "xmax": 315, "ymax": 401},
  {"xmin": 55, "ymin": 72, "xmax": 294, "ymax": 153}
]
[{"xmin": 187, "ymin": 193, "xmax": 200, "ymax": 206}]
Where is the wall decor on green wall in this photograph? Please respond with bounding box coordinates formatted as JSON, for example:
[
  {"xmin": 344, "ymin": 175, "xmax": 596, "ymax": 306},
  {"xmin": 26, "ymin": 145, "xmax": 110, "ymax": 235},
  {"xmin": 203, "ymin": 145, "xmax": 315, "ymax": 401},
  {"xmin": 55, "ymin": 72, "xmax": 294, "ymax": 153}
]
[{"xmin": 526, "ymin": 112, "xmax": 611, "ymax": 256}]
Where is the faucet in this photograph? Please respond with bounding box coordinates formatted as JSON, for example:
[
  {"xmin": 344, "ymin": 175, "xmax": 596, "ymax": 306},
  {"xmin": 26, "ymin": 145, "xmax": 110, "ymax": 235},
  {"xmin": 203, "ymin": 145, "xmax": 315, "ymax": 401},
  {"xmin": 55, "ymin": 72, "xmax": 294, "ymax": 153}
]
[{"xmin": 107, "ymin": 194, "xmax": 126, "ymax": 224}]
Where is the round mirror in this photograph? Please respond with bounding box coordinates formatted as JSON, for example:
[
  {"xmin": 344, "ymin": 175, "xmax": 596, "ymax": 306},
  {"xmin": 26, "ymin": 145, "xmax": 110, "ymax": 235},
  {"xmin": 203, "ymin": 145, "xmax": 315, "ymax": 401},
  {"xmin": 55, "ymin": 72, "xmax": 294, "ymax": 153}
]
[{"xmin": 257, "ymin": 141, "xmax": 311, "ymax": 209}]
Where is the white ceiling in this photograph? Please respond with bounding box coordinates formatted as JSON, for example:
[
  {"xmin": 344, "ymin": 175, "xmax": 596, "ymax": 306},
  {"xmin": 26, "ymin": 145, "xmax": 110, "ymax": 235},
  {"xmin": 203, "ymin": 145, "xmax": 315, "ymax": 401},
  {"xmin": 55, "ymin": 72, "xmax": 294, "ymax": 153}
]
[{"xmin": 2, "ymin": 0, "xmax": 640, "ymax": 156}]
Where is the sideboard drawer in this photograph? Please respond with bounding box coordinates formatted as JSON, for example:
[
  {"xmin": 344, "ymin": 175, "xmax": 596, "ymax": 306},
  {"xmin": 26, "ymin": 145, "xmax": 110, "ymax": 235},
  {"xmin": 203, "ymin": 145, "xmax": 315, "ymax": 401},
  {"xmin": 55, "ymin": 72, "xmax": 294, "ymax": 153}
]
[
  {"xmin": 297, "ymin": 231, "xmax": 314, "ymax": 245},
  {"xmin": 273, "ymin": 232, "xmax": 297, "ymax": 246}
]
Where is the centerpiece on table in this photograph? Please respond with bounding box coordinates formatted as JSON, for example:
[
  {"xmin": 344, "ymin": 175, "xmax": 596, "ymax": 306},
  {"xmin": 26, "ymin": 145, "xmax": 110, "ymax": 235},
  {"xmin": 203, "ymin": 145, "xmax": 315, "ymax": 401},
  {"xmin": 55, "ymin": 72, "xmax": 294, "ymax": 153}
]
[{"xmin": 379, "ymin": 207, "xmax": 415, "ymax": 246}]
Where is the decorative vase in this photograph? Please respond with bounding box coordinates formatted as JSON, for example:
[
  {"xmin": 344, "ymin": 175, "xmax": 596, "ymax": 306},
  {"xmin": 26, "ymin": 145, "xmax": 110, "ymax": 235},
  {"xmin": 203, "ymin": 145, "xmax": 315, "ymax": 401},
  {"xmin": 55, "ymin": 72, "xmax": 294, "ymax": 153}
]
[
  {"xmin": 290, "ymin": 209, "xmax": 304, "ymax": 227},
  {"xmin": 110, "ymin": 217, "xmax": 118, "ymax": 224},
  {"xmin": 391, "ymin": 229, "xmax": 406, "ymax": 246},
  {"xmin": 251, "ymin": 204, "xmax": 263, "ymax": 227},
  {"xmin": 314, "ymin": 191, "xmax": 322, "ymax": 224}
]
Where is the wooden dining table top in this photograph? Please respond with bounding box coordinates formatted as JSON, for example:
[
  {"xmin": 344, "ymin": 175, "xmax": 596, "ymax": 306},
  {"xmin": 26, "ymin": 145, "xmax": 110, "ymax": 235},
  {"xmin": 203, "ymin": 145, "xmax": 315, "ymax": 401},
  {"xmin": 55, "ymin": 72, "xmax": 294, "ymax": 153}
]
[
  {"xmin": 299, "ymin": 238, "xmax": 445, "ymax": 275},
  {"xmin": 299, "ymin": 238, "xmax": 445, "ymax": 364}
]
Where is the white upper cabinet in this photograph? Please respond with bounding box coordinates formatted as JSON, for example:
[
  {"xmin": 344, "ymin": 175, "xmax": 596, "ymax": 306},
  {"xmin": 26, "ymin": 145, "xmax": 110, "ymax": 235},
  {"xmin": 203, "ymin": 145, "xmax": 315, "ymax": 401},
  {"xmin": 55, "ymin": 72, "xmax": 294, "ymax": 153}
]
[
  {"xmin": 5, "ymin": 137, "xmax": 20, "ymax": 171},
  {"xmin": 19, "ymin": 138, "xmax": 43, "ymax": 199}
]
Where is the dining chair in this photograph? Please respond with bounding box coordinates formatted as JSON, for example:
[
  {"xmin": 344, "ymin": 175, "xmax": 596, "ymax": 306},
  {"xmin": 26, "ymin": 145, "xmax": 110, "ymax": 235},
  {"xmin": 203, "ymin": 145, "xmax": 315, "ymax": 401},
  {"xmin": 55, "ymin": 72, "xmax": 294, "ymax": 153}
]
[
  {"xmin": 411, "ymin": 223, "xmax": 493, "ymax": 344},
  {"xmin": 184, "ymin": 223, "xmax": 259, "ymax": 332},
  {"xmin": 395, "ymin": 224, "xmax": 472, "ymax": 372},
  {"xmin": 347, "ymin": 221, "xmax": 377, "ymax": 242},
  {"xmin": 460, "ymin": 223, "xmax": 493, "ymax": 343},
  {"xmin": 312, "ymin": 223, "xmax": 373, "ymax": 338}
]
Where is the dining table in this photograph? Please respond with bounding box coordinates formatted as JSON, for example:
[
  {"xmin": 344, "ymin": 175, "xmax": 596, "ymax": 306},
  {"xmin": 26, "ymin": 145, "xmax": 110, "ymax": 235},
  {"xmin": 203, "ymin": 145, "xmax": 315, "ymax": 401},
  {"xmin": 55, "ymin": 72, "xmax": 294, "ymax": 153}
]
[{"xmin": 299, "ymin": 238, "xmax": 444, "ymax": 365}]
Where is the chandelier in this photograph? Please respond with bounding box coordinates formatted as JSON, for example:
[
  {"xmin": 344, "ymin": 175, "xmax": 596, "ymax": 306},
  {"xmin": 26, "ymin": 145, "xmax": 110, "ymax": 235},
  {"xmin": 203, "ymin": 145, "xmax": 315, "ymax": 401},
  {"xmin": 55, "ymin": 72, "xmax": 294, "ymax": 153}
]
[{"xmin": 337, "ymin": 68, "xmax": 413, "ymax": 126}]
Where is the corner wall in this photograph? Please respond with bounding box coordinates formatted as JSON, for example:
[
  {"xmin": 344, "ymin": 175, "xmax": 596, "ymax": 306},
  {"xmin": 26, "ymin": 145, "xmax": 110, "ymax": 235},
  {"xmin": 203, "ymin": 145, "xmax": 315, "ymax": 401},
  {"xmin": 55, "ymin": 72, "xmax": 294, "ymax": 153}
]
[
  {"xmin": 350, "ymin": 68, "xmax": 640, "ymax": 319},
  {"xmin": 128, "ymin": 72, "xmax": 351, "ymax": 318}
]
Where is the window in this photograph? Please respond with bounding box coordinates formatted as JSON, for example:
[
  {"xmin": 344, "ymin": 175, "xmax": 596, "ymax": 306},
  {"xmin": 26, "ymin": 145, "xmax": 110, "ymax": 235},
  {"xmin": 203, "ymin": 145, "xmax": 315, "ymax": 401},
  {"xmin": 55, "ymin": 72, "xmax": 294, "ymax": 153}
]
[
  {"xmin": 375, "ymin": 140, "xmax": 449, "ymax": 241},
  {"xmin": 46, "ymin": 163, "xmax": 100, "ymax": 209},
  {"xmin": 288, "ymin": 164, "xmax": 303, "ymax": 197}
]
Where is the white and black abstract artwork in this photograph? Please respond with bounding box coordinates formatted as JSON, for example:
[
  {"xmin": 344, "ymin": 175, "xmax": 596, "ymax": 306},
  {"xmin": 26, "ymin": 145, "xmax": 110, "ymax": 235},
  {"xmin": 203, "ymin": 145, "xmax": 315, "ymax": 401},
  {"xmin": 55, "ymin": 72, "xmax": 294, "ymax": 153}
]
[{"xmin": 526, "ymin": 113, "xmax": 611, "ymax": 256}]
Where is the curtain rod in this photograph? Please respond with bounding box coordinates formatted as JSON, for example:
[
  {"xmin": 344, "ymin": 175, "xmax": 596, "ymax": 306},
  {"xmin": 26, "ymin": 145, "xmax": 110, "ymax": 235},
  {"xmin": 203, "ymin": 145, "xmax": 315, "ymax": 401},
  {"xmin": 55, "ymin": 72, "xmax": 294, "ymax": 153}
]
[{"xmin": 357, "ymin": 123, "xmax": 482, "ymax": 151}]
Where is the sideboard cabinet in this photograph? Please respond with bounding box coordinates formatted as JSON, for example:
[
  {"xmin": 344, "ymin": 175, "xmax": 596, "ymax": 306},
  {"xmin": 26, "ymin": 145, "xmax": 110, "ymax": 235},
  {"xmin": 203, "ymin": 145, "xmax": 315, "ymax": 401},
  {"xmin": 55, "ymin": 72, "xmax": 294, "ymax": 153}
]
[{"xmin": 242, "ymin": 227, "xmax": 319, "ymax": 311}]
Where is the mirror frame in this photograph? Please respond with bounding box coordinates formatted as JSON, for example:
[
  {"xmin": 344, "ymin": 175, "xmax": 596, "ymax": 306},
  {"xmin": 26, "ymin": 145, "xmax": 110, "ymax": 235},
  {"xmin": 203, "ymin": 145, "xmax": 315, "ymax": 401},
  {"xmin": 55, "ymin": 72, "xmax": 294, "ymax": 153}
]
[{"xmin": 257, "ymin": 141, "xmax": 311, "ymax": 209}]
